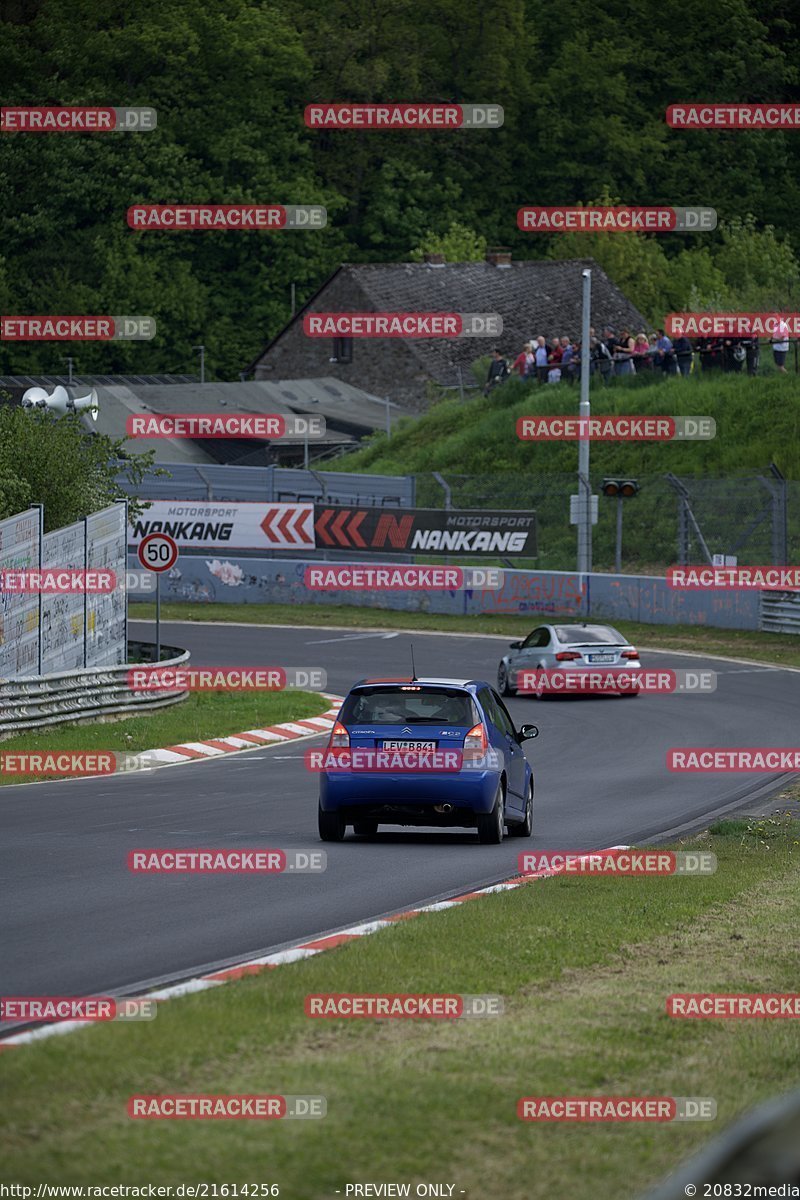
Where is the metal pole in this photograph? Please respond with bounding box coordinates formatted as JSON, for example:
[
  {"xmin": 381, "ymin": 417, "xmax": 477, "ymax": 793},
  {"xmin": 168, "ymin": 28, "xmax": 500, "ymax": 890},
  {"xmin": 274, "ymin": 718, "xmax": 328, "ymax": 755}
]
[
  {"xmin": 577, "ymin": 270, "xmax": 592, "ymax": 573},
  {"xmin": 155, "ymin": 572, "xmax": 161, "ymax": 663},
  {"xmin": 83, "ymin": 516, "xmax": 89, "ymax": 667},
  {"xmin": 193, "ymin": 345, "xmax": 205, "ymax": 383},
  {"xmin": 385, "ymin": 397, "xmax": 391, "ymax": 438},
  {"xmin": 65, "ymin": 357, "xmax": 74, "ymax": 385},
  {"xmin": 303, "ymin": 434, "xmax": 309, "ymax": 469},
  {"xmin": 35, "ymin": 503, "xmax": 44, "ymax": 674},
  {"xmin": 290, "ymin": 283, "xmax": 296, "ymax": 318},
  {"xmin": 615, "ymin": 494, "xmax": 623, "ymax": 573},
  {"xmin": 457, "ymin": 366, "xmax": 464, "ymax": 403},
  {"xmin": 123, "ymin": 498, "xmax": 129, "ymax": 664}
]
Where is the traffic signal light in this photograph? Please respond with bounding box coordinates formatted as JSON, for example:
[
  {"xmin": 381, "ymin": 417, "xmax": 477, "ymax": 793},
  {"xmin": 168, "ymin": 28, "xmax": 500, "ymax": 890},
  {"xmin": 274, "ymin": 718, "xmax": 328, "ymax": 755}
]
[{"xmin": 601, "ymin": 478, "xmax": 640, "ymax": 498}]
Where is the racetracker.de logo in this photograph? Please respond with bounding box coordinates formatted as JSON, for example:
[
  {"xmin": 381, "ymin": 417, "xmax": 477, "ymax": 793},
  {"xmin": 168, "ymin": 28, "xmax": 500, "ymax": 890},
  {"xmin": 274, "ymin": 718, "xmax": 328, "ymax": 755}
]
[
  {"xmin": 1, "ymin": 106, "xmax": 157, "ymax": 132},
  {"xmin": 127, "ymin": 205, "xmax": 326, "ymax": 230},
  {"xmin": 517, "ymin": 669, "xmax": 717, "ymax": 695},
  {"xmin": 0, "ymin": 996, "xmax": 155, "ymax": 1022},
  {"xmin": 303, "ymin": 312, "xmax": 502, "ymax": 337},
  {"xmin": 667, "ymin": 566, "xmax": 800, "ymax": 590},
  {"xmin": 665, "ymin": 312, "xmax": 800, "ymax": 336},
  {"xmin": 667, "ymin": 748, "xmax": 800, "ymax": 771},
  {"xmin": 304, "ymin": 103, "xmax": 503, "ymax": 129},
  {"xmin": 128, "ymin": 1095, "xmax": 326, "ymax": 1119},
  {"xmin": 305, "ymin": 994, "xmax": 503, "ymax": 1017},
  {"xmin": 517, "ymin": 206, "xmax": 716, "ymax": 232},
  {"xmin": 0, "ymin": 752, "xmax": 117, "ymax": 776},
  {"xmin": 127, "ymin": 667, "xmax": 327, "ymax": 692},
  {"xmin": 666, "ymin": 103, "xmax": 800, "ymax": 129},
  {"xmin": 304, "ymin": 565, "xmax": 503, "ymax": 591},
  {"xmin": 127, "ymin": 849, "xmax": 326, "ymax": 873},
  {"xmin": 125, "ymin": 414, "xmax": 325, "ymax": 440},
  {"xmin": 517, "ymin": 1096, "xmax": 716, "ymax": 1122},
  {"xmin": 667, "ymin": 994, "xmax": 800, "ymax": 1017},
  {"xmin": 0, "ymin": 569, "xmax": 116, "ymax": 594},
  {"xmin": 1, "ymin": 316, "xmax": 156, "ymax": 340},
  {"xmin": 518, "ymin": 850, "xmax": 717, "ymax": 876},
  {"xmin": 305, "ymin": 748, "xmax": 465, "ymax": 773},
  {"xmin": 517, "ymin": 416, "xmax": 715, "ymax": 441}
]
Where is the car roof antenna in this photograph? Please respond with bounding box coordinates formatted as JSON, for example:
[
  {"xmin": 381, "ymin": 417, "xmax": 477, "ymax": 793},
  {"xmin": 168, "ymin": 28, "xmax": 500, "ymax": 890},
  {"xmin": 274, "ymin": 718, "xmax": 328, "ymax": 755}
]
[{"xmin": 410, "ymin": 642, "xmax": 418, "ymax": 682}]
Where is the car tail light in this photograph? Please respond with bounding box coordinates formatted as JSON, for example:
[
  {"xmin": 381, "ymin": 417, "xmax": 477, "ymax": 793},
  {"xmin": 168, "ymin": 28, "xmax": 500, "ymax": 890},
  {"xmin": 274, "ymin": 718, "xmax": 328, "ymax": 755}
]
[
  {"xmin": 464, "ymin": 723, "xmax": 488, "ymax": 753},
  {"xmin": 328, "ymin": 720, "xmax": 350, "ymax": 748},
  {"xmin": 621, "ymin": 648, "xmax": 638, "ymax": 659},
  {"xmin": 555, "ymin": 651, "xmax": 582, "ymax": 661}
]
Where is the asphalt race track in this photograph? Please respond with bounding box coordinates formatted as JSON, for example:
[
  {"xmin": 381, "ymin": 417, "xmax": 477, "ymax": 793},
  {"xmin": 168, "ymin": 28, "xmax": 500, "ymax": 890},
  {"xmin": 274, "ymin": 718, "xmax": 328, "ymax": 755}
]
[{"xmin": 2, "ymin": 619, "xmax": 797, "ymax": 1015}]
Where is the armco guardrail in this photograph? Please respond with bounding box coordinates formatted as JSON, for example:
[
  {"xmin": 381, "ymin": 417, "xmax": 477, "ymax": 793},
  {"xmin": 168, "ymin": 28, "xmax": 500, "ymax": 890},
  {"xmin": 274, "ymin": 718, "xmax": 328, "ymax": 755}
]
[
  {"xmin": 761, "ymin": 591, "xmax": 800, "ymax": 634},
  {"xmin": 0, "ymin": 641, "xmax": 189, "ymax": 738},
  {"xmin": 643, "ymin": 1087, "xmax": 800, "ymax": 1198}
]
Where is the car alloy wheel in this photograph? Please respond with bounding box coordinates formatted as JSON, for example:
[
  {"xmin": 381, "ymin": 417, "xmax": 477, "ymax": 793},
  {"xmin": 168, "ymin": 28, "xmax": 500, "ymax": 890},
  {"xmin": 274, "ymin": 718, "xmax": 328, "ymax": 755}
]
[
  {"xmin": 509, "ymin": 780, "xmax": 533, "ymax": 837},
  {"xmin": 497, "ymin": 664, "xmax": 513, "ymax": 696},
  {"xmin": 477, "ymin": 782, "xmax": 505, "ymax": 845}
]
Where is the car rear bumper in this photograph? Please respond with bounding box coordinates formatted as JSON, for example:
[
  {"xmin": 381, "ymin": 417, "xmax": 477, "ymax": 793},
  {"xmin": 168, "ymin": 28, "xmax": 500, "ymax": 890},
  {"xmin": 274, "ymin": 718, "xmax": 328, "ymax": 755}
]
[
  {"xmin": 319, "ymin": 770, "xmax": 499, "ymax": 817},
  {"xmin": 511, "ymin": 661, "xmax": 642, "ymax": 693}
]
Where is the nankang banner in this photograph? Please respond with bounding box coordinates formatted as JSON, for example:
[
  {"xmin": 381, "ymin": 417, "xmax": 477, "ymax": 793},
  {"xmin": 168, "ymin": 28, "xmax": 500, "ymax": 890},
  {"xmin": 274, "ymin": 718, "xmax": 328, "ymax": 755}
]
[
  {"xmin": 313, "ymin": 506, "xmax": 537, "ymax": 556},
  {"xmin": 129, "ymin": 501, "xmax": 316, "ymax": 551},
  {"xmin": 128, "ymin": 501, "xmax": 536, "ymax": 555}
]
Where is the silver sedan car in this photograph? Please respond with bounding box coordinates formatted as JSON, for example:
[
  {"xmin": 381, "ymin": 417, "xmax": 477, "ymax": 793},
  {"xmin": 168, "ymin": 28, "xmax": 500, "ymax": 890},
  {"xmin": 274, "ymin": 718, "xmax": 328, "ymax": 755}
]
[{"xmin": 497, "ymin": 623, "xmax": 642, "ymax": 698}]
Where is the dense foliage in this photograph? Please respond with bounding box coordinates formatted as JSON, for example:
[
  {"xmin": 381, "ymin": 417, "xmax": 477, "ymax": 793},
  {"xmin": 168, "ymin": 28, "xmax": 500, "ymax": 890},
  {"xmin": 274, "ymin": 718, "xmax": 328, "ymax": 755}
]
[
  {"xmin": 2, "ymin": 0, "xmax": 800, "ymax": 379},
  {"xmin": 0, "ymin": 406, "xmax": 156, "ymax": 527}
]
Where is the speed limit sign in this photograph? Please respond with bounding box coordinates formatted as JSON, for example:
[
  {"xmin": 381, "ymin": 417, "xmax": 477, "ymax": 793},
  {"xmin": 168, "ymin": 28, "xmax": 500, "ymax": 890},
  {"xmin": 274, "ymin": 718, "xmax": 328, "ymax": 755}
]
[
  {"xmin": 137, "ymin": 532, "xmax": 179, "ymax": 573},
  {"xmin": 136, "ymin": 534, "xmax": 179, "ymax": 664}
]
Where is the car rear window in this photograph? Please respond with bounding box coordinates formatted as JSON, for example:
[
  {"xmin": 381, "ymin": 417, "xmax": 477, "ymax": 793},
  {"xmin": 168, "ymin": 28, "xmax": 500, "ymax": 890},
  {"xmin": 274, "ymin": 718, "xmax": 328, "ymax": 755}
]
[
  {"xmin": 553, "ymin": 625, "xmax": 623, "ymax": 645},
  {"xmin": 341, "ymin": 687, "xmax": 476, "ymax": 726}
]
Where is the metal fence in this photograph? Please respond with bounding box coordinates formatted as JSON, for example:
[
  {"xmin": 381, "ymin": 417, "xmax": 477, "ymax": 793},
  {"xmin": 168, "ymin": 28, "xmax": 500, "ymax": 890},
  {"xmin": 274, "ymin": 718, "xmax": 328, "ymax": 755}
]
[
  {"xmin": 0, "ymin": 502, "xmax": 128, "ymax": 679},
  {"xmin": 118, "ymin": 463, "xmax": 415, "ymax": 508},
  {"xmin": 411, "ymin": 470, "xmax": 800, "ymax": 574},
  {"xmin": 0, "ymin": 641, "xmax": 189, "ymax": 737}
]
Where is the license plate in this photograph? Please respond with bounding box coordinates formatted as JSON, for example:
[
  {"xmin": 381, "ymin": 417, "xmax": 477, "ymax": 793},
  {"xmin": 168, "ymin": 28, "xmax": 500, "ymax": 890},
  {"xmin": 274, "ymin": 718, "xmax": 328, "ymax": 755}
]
[
  {"xmin": 587, "ymin": 653, "xmax": 615, "ymax": 663},
  {"xmin": 381, "ymin": 740, "xmax": 437, "ymax": 750}
]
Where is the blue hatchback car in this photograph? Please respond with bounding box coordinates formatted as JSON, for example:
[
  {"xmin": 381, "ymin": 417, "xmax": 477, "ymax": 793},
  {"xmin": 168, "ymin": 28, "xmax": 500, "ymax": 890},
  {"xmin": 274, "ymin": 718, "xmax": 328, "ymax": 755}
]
[{"xmin": 317, "ymin": 677, "xmax": 538, "ymax": 844}]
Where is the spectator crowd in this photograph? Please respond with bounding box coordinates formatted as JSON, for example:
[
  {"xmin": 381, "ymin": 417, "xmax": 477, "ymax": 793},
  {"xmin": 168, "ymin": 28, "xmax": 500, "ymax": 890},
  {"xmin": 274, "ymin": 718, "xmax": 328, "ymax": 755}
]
[{"xmin": 483, "ymin": 324, "xmax": 792, "ymax": 395}]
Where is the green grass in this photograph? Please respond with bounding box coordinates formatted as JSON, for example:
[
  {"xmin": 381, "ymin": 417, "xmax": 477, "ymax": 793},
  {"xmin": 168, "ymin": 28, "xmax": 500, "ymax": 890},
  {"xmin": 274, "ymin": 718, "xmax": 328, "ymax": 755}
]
[
  {"xmin": 130, "ymin": 601, "xmax": 800, "ymax": 669},
  {"xmin": 0, "ymin": 689, "xmax": 329, "ymax": 785},
  {"xmin": 320, "ymin": 372, "xmax": 800, "ymax": 570},
  {"xmin": 2, "ymin": 814, "xmax": 799, "ymax": 1197},
  {"xmin": 337, "ymin": 371, "xmax": 800, "ymax": 478}
]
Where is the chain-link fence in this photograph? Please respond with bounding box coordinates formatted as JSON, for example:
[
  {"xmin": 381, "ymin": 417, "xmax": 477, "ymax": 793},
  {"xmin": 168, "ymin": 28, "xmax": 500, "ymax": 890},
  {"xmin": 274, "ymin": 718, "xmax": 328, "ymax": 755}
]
[{"xmin": 412, "ymin": 470, "xmax": 800, "ymax": 573}]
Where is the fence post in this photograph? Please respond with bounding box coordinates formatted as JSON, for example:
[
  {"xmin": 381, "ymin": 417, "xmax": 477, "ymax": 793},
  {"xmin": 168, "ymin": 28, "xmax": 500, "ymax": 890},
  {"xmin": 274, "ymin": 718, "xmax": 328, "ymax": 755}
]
[
  {"xmin": 768, "ymin": 463, "xmax": 788, "ymax": 564},
  {"xmin": 666, "ymin": 474, "xmax": 690, "ymax": 565},
  {"xmin": 34, "ymin": 503, "xmax": 44, "ymax": 675}
]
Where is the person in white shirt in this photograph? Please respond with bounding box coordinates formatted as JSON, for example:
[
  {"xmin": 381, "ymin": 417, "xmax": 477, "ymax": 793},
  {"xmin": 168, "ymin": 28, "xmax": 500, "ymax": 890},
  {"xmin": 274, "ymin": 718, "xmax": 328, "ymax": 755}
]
[{"xmin": 771, "ymin": 318, "xmax": 790, "ymax": 373}]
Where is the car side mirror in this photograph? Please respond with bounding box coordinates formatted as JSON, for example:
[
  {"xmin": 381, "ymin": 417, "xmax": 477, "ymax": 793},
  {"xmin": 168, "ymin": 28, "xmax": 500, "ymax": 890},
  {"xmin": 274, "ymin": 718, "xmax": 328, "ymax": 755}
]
[
  {"xmin": 509, "ymin": 640, "xmax": 522, "ymax": 650},
  {"xmin": 519, "ymin": 724, "xmax": 539, "ymax": 741}
]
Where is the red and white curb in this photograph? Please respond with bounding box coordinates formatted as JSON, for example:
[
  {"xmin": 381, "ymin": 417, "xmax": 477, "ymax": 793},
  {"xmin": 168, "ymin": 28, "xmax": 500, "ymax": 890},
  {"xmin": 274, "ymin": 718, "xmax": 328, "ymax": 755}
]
[
  {"xmin": 131, "ymin": 694, "xmax": 344, "ymax": 769},
  {"xmin": 0, "ymin": 846, "xmax": 628, "ymax": 1048}
]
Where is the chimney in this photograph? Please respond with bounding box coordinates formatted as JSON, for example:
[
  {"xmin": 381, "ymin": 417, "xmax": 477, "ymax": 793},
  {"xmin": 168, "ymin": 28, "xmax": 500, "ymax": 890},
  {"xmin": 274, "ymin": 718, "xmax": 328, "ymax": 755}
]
[
  {"xmin": 486, "ymin": 247, "xmax": 512, "ymax": 268},
  {"xmin": 423, "ymin": 252, "xmax": 446, "ymax": 267}
]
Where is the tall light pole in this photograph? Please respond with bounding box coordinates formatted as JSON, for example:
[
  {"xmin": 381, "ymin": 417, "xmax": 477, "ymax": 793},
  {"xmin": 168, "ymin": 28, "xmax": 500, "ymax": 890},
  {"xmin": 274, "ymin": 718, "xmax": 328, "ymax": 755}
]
[{"xmin": 577, "ymin": 269, "xmax": 592, "ymax": 574}]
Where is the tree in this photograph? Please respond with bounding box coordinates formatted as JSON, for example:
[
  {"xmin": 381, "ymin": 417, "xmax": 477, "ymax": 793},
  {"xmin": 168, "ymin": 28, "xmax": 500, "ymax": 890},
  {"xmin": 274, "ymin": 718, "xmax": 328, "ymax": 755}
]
[
  {"xmin": 0, "ymin": 407, "xmax": 158, "ymax": 530},
  {"xmin": 410, "ymin": 223, "xmax": 487, "ymax": 261}
]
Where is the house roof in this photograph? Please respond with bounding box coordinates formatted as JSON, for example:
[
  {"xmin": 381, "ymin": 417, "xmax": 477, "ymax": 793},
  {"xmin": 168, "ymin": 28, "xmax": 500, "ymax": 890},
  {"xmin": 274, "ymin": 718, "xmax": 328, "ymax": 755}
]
[
  {"xmin": 249, "ymin": 258, "xmax": 651, "ymax": 382},
  {"xmin": 1, "ymin": 377, "xmax": 409, "ymax": 466}
]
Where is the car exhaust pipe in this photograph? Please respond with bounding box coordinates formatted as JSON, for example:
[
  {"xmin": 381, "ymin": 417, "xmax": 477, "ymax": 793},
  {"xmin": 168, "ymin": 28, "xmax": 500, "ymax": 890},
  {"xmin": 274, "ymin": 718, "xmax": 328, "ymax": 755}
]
[{"xmin": 434, "ymin": 803, "xmax": 453, "ymax": 813}]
